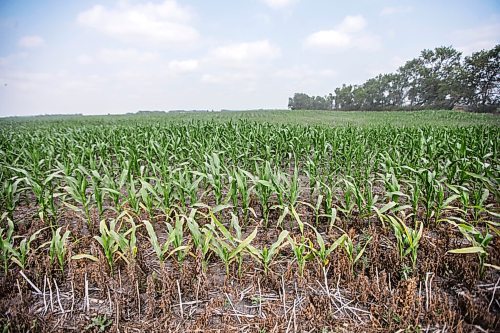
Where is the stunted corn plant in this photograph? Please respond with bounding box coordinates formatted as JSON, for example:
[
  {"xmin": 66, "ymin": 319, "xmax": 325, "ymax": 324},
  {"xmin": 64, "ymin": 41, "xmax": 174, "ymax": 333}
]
[
  {"xmin": 342, "ymin": 232, "xmax": 372, "ymax": 276},
  {"xmin": 447, "ymin": 220, "xmax": 494, "ymax": 278},
  {"xmin": 209, "ymin": 212, "xmax": 257, "ymax": 277},
  {"xmin": 288, "ymin": 235, "xmax": 311, "ymax": 277},
  {"xmin": 247, "ymin": 230, "xmax": 289, "ymax": 275},
  {"xmin": 186, "ymin": 209, "xmax": 213, "ymax": 272},
  {"xmin": 0, "ymin": 214, "xmax": 15, "ymax": 273},
  {"xmin": 47, "ymin": 227, "xmax": 71, "ymax": 273}
]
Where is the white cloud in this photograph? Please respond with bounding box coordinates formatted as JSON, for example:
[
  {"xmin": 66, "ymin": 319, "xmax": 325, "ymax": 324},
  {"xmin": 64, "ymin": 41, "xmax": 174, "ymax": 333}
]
[
  {"xmin": 77, "ymin": 1, "xmax": 199, "ymax": 44},
  {"xmin": 452, "ymin": 23, "xmax": 500, "ymax": 55},
  {"xmin": 76, "ymin": 49, "xmax": 160, "ymax": 66},
  {"xmin": 274, "ymin": 66, "xmax": 336, "ymax": 80},
  {"xmin": 380, "ymin": 6, "xmax": 414, "ymax": 16},
  {"xmin": 210, "ymin": 40, "xmax": 280, "ymax": 65},
  {"xmin": 305, "ymin": 15, "xmax": 381, "ymax": 51},
  {"xmin": 168, "ymin": 59, "xmax": 199, "ymax": 73},
  {"xmin": 76, "ymin": 54, "xmax": 93, "ymax": 65},
  {"xmin": 260, "ymin": 0, "xmax": 297, "ymax": 9},
  {"xmin": 306, "ymin": 30, "xmax": 351, "ymax": 49},
  {"xmin": 338, "ymin": 15, "xmax": 366, "ymax": 33},
  {"xmin": 201, "ymin": 72, "xmax": 257, "ymax": 84},
  {"xmin": 98, "ymin": 48, "xmax": 159, "ymax": 63},
  {"xmin": 18, "ymin": 35, "xmax": 45, "ymax": 48}
]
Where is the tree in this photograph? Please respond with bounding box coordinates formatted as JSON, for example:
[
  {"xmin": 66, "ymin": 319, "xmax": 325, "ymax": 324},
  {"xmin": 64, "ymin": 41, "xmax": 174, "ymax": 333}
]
[
  {"xmin": 288, "ymin": 93, "xmax": 332, "ymax": 110},
  {"xmin": 289, "ymin": 44, "xmax": 498, "ymax": 112},
  {"xmin": 333, "ymin": 85, "xmax": 355, "ymax": 110},
  {"xmin": 461, "ymin": 44, "xmax": 500, "ymax": 111}
]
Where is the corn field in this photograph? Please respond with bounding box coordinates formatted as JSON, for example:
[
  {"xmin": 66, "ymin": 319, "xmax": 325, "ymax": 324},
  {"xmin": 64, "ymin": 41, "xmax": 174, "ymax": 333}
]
[{"xmin": 0, "ymin": 111, "xmax": 499, "ymax": 332}]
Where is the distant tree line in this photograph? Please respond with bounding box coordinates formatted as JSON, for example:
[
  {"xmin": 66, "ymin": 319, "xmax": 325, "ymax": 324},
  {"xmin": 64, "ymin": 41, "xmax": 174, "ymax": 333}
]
[{"xmin": 288, "ymin": 44, "xmax": 499, "ymax": 112}]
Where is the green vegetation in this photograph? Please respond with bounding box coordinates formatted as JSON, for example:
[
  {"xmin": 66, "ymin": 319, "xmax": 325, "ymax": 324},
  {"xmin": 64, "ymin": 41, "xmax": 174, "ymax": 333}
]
[
  {"xmin": 0, "ymin": 110, "xmax": 498, "ymax": 331},
  {"xmin": 289, "ymin": 45, "xmax": 500, "ymax": 112}
]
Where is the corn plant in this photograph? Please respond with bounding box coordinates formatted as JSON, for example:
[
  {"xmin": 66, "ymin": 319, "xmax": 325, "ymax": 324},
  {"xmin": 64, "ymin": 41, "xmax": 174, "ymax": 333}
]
[
  {"xmin": 109, "ymin": 215, "xmax": 140, "ymax": 265},
  {"xmin": 252, "ymin": 161, "xmax": 274, "ymax": 227},
  {"xmin": 308, "ymin": 225, "xmax": 347, "ymax": 268},
  {"xmin": 202, "ymin": 152, "xmax": 225, "ymax": 205},
  {"xmin": 166, "ymin": 213, "xmax": 190, "ymax": 266},
  {"xmin": 138, "ymin": 179, "xmax": 162, "ymax": 218},
  {"xmin": 447, "ymin": 221, "xmax": 494, "ymax": 278},
  {"xmin": 434, "ymin": 183, "xmax": 459, "ymax": 223},
  {"xmin": 342, "ymin": 233, "xmax": 372, "ymax": 275},
  {"xmin": 379, "ymin": 213, "xmax": 424, "ymax": 272},
  {"xmin": 247, "ymin": 230, "xmax": 289, "ymax": 275},
  {"xmin": 47, "ymin": 227, "xmax": 71, "ymax": 273},
  {"xmin": 209, "ymin": 211, "xmax": 257, "ymax": 277},
  {"xmin": 338, "ymin": 181, "xmax": 355, "ymax": 218},
  {"xmin": 143, "ymin": 220, "xmax": 172, "ymax": 265},
  {"xmin": 63, "ymin": 167, "xmax": 92, "ymax": 227},
  {"xmin": 186, "ymin": 209, "xmax": 213, "ymax": 272},
  {"xmin": 102, "ymin": 167, "xmax": 128, "ymax": 212},
  {"xmin": 87, "ymin": 169, "xmax": 106, "ymax": 219},
  {"xmin": 11, "ymin": 167, "xmax": 61, "ymax": 224},
  {"xmin": 1, "ymin": 178, "xmax": 23, "ymax": 219},
  {"xmin": 319, "ymin": 180, "xmax": 340, "ymax": 230},
  {"xmin": 300, "ymin": 194, "xmax": 323, "ymax": 227},
  {"xmin": 235, "ymin": 169, "xmax": 255, "ymax": 224},
  {"xmin": 11, "ymin": 228, "xmax": 44, "ymax": 270},
  {"xmin": 288, "ymin": 235, "xmax": 311, "ymax": 277},
  {"xmin": 125, "ymin": 176, "xmax": 141, "ymax": 215},
  {"xmin": 94, "ymin": 219, "xmax": 121, "ymax": 273},
  {"xmin": 0, "ymin": 214, "xmax": 15, "ymax": 273}
]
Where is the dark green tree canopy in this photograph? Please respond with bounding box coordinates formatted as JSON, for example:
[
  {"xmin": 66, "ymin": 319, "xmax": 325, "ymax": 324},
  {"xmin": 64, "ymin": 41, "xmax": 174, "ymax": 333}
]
[{"xmin": 289, "ymin": 45, "xmax": 499, "ymax": 112}]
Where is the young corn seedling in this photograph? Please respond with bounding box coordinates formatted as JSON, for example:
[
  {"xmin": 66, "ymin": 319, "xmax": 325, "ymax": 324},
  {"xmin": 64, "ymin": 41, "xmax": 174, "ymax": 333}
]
[
  {"xmin": 379, "ymin": 213, "xmax": 424, "ymax": 276},
  {"xmin": 288, "ymin": 235, "xmax": 311, "ymax": 277},
  {"xmin": 109, "ymin": 215, "xmax": 140, "ymax": 265},
  {"xmin": 345, "ymin": 178, "xmax": 365, "ymax": 216},
  {"xmin": 87, "ymin": 169, "xmax": 106, "ymax": 219},
  {"xmin": 404, "ymin": 167, "xmax": 437, "ymax": 224},
  {"xmin": 0, "ymin": 215, "xmax": 15, "ymax": 274},
  {"xmin": 434, "ymin": 183, "xmax": 459, "ymax": 223},
  {"xmin": 305, "ymin": 157, "xmax": 319, "ymax": 198},
  {"xmin": 139, "ymin": 179, "xmax": 162, "ymax": 218},
  {"xmin": 47, "ymin": 227, "xmax": 71, "ymax": 273},
  {"xmin": 63, "ymin": 167, "xmax": 92, "ymax": 228},
  {"xmin": 11, "ymin": 228, "xmax": 45, "ymax": 270},
  {"xmin": 252, "ymin": 162, "xmax": 274, "ymax": 227},
  {"xmin": 93, "ymin": 219, "xmax": 122, "ymax": 273},
  {"xmin": 342, "ymin": 233, "xmax": 372, "ymax": 276},
  {"xmin": 144, "ymin": 219, "xmax": 170, "ymax": 266},
  {"xmin": 378, "ymin": 172, "xmax": 406, "ymax": 203},
  {"xmin": 338, "ymin": 181, "xmax": 355, "ymax": 219},
  {"xmin": 203, "ymin": 152, "xmax": 225, "ymax": 205},
  {"xmin": 11, "ymin": 167, "xmax": 61, "ymax": 225},
  {"xmin": 308, "ymin": 225, "xmax": 347, "ymax": 269},
  {"xmin": 1, "ymin": 178, "xmax": 23, "ymax": 219},
  {"xmin": 186, "ymin": 209, "xmax": 213, "ymax": 272},
  {"xmin": 247, "ymin": 230, "xmax": 289, "ymax": 275},
  {"xmin": 319, "ymin": 180, "xmax": 340, "ymax": 231},
  {"xmin": 210, "ymin": 211, "xmax": 257, "ymax": 277},
  {"xmin": 125, "ymin": 176, "xmax": 141, "ymax": 215},
  {"xmin": 470, "ymin": 188, "xmax": 491, "ymax": 224},
  {"xmin": 235, "ymin": 169, "xmax": 255, "ymax": 224},
  {"xmin": 447, "ymin": 221, "xmax": 494, "ymax": 278},
  {"xmin": 166, "ymin": 213, "xmax": 190, "ymax": 267},
  {"xmin": 102, "ymin": 167, "xmax": 128, "ymax": 213}
]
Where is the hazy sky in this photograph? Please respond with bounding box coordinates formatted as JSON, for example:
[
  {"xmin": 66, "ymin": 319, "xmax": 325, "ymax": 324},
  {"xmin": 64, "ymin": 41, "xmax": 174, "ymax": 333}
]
[{"xmin": 0, "ymin": 0, "xmax": 499, "ymax": 116}]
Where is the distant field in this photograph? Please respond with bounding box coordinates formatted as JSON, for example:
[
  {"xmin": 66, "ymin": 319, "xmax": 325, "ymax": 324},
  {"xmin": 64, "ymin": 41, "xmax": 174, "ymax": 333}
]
[
  {"xmin": 2, "ymin": 109, "xmax": 500, "ymax": 127},
  {"xmin": 0, "ymin": 109, "xmax": 499, "ymax": 332}
]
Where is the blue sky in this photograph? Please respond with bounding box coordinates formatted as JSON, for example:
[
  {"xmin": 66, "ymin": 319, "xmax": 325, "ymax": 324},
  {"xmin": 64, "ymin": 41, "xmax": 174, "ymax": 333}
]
[{"xmin": 0, "ymin": 0, "xmax": 499, "ymax": 116}]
